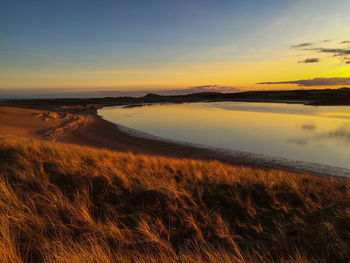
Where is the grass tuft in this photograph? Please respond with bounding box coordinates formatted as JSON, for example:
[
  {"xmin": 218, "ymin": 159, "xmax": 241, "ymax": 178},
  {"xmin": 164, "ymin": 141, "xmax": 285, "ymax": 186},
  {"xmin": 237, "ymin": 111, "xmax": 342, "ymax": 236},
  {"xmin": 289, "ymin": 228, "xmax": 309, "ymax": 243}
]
[{"xmin": 0, "ymin": 136, "xmax": 349, "ymax": 262}]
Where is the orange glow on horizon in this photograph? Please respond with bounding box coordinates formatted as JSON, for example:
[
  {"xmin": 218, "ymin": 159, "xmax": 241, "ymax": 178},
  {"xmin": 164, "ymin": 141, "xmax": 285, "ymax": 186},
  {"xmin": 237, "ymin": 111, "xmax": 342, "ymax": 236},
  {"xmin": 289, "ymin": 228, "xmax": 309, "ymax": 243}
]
[{"xmin": 1, "ymin": 56, "xmax": 349, "ymax": 91}]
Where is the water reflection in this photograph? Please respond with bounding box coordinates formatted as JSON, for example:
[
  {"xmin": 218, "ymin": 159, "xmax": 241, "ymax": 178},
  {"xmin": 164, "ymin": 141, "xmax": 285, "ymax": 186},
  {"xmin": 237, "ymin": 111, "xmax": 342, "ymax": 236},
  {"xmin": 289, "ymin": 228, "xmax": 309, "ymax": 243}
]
[
  {"xmin": 288, "ymin": 123, "xmax": 350, "ymax": 147},
  {"xmin": 316, "ymin": 124, "xmax": 350, "ymax": 144},
  {"xmin": 301, "ymin": 124, "xmax": 316, "ymax": 131},
  {"xmin": 287, "ymin": 138, "xmax": 308, "ymax": 145},
  {"xmin": 99, "ymin": 102, "xmax": 350, "ymax": 169}
]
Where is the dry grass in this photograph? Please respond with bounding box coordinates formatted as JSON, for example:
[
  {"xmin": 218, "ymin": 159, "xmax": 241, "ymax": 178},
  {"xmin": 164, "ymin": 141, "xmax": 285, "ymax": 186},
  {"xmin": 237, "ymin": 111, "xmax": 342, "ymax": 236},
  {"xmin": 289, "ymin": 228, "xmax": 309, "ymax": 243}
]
[{"xmin": 0, "ymin": 135, "xmax": 349, "ymax": 262}]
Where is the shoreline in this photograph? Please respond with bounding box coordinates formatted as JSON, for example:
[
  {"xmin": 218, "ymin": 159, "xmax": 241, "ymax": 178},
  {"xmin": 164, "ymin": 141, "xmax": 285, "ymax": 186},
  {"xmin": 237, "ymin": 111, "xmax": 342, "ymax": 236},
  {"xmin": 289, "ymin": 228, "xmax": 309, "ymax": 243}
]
[
  {"xmin": 1, "ymin": 98, "xmax": 350, "ymax": 178},
  {"xmin": 99, "ymin": 111, "xmax": 350, "ymax": 178}
]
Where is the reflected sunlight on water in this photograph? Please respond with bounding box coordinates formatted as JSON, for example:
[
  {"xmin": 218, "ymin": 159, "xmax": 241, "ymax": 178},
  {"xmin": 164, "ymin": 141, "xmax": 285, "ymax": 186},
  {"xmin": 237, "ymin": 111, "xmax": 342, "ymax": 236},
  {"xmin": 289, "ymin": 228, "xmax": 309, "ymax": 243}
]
[{"xmin": 99, "ymin": 102, "xmax": 350, "ymax": 169}]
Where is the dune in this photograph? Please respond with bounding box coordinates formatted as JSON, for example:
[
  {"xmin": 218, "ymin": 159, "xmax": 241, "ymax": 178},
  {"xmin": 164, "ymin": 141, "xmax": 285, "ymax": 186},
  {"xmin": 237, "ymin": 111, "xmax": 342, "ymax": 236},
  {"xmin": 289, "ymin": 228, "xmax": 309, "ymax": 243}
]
[{"xmin": 0, "ymin": 135, "xmax": 349, "ymax": 262}]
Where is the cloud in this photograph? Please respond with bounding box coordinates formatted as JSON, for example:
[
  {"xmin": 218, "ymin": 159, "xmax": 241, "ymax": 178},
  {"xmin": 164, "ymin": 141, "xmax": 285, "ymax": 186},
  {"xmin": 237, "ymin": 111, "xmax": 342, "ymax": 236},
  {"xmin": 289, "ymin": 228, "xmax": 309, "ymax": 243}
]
[
  {"xmin": 316, "ymin": 48, "xmax": 350, "ymax": 56},
  {"xmin": 257, "ymin": 77, "xmax": 350, "ymax": 87},
  {"xmin": 299, "ymin": 45, "xmax": 350, "ymax": 64},
  {"xmin": 292, "ymin": 40, "xmax": 350, "ymax": 64},
  {"xmin": 291, "ymin": 42, "xmax": 313, "ymax": 48},
  {"xmin": 298, "ymin": 58, "xmax": 320, "ymax": 63}
]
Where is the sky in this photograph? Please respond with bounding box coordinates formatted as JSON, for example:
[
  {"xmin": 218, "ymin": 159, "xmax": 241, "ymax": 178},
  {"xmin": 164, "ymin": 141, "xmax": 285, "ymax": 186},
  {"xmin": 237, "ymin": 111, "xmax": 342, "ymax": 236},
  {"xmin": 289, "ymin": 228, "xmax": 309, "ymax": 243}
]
[{"xmin": 1, "ymin": 0, "xmax": 350, "ymax": 94}]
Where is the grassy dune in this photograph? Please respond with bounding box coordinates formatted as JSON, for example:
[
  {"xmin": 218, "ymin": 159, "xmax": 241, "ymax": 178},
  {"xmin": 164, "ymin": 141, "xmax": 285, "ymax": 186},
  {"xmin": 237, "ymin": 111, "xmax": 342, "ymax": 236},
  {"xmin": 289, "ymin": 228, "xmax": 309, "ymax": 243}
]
[{"xmin": 0, "ymin": 136, "xmax": 349, "ymax": 262}]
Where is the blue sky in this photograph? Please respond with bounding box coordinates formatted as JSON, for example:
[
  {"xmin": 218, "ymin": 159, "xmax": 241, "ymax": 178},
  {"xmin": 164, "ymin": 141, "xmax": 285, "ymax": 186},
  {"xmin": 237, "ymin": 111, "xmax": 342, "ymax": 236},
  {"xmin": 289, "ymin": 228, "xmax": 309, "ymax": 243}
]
[{"xmin": 1, "ymin": 0, "xmax": 350, "ymax": 90}]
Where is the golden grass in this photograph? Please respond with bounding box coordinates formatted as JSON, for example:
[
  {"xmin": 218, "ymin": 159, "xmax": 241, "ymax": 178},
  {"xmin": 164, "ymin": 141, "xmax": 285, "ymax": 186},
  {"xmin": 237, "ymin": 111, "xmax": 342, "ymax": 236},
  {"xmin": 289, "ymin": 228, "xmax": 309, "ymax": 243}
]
[{"xmin": 0, "ymin": 135, "xmax": 349, "ymax": 262}]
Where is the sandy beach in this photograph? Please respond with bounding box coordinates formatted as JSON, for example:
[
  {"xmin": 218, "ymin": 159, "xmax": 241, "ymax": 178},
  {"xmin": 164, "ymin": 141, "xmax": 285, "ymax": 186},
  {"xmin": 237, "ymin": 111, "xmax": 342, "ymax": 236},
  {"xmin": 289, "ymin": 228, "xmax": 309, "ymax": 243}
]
[
  {"xmin": 1, "ymin": 105, "xmax": 350, "ymax": 178},
  {"xmin": 0, "ymin": 106, "xmax": 216, "ymax": 158}
]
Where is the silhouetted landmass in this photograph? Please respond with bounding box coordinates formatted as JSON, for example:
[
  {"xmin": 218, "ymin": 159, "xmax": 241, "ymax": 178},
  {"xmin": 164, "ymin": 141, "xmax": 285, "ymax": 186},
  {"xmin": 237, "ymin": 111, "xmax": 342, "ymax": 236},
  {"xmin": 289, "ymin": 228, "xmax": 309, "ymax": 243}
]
[{"xmin": 1, "ymin": 88, "xmax": 350, "ymax": 111}]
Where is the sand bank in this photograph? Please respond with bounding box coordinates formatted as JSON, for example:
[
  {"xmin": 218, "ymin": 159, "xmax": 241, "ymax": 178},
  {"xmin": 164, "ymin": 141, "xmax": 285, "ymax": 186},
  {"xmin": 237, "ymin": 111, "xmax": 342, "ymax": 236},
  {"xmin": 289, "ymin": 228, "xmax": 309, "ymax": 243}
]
[{"xmin": 1, "ymin": 105, "xmax": 349, "ymax": 177}]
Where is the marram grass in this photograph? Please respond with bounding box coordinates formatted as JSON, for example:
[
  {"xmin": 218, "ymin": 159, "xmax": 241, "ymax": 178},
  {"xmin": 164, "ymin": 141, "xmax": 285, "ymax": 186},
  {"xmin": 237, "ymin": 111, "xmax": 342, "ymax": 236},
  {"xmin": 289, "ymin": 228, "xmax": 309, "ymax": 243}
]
[{"xmin": 0, "ymin": 136, "xmax": 349, "ymax": 262}]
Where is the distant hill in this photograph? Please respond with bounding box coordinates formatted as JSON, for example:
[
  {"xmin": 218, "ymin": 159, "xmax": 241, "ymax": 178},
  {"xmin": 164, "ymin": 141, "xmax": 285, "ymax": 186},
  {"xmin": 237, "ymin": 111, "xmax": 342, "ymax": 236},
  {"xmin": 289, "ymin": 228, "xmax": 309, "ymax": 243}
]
[{"xmin": 2, "ymin": 88, "xmax": 350, "ymax": 110}]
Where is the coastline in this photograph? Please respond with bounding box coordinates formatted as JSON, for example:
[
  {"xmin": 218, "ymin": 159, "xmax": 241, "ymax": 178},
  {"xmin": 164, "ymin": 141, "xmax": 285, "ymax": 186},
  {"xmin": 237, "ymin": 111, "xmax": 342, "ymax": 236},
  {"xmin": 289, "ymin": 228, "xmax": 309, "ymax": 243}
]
[
  {"xmin": 98, "ymin": 110, "xmax": 350, "ymax": 178},
  {"xmin": 1, "ymin": 96, "xmax": 350, "ymax": 178}
]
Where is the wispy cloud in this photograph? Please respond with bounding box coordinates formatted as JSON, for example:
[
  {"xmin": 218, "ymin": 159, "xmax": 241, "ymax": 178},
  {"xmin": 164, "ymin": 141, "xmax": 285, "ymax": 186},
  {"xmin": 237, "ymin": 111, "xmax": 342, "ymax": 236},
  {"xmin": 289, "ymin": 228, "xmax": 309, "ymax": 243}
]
[
  {"xmin": 258, "ymin": 77, "xmax": 350, "ymax": 87},
  {"xmin": 298, "ymin": 58, "xmax": 320, "ymax": 63},
  {"xmin": 291, "ymin": 42, "xmax": 313, "ymax": 48},
  {"xmin": 315, "ymin": 48, "xmax": 350, "ymax": 56},
  {"xmin": 293, "ymin": 40, "xmax": 350, "ymax": 65}
]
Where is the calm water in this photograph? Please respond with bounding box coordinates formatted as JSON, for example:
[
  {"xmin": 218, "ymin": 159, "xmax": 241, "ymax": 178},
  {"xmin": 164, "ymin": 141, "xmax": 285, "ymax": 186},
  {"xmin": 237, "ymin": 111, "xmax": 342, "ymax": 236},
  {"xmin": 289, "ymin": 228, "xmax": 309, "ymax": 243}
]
[{"xmin": 98, "ymin": 102, "xmax": 350, "ymax": 169}]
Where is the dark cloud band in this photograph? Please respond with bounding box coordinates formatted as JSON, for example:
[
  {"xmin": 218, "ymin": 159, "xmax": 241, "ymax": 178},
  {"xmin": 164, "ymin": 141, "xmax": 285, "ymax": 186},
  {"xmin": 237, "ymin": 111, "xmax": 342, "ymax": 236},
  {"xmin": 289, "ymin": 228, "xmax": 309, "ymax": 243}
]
[
  {"xmin": 291, "ymin": 42, "xmax": 313, "ymax": 48},
  {"xmin": 299, "ymin": 58, "xmax": 320, "ymax": 63},
  {"xmin": 258, "ymin": 77, "xmax": 350, "ymax": 87},
  {"xmin": 317, "ymin": 48, "xmax": 350, "ymax": 56},
  {"xmin": 292, "ymin": 39, "xmax": 350, "ymax": 65}
]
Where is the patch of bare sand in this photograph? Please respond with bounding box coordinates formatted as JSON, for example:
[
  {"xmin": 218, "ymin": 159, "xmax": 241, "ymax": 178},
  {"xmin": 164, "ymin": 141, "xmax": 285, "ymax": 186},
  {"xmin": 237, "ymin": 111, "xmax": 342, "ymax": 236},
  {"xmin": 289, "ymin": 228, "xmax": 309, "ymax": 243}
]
[
  {"xmin": 1, "ymin": 106, "xmax": 349, "ymax": 177},
  {"xmin": 0, "ymin": 106, "xmax": 84, "ymax": 141},
  {"xmin": 0, "ymin": 106, "xmax": 223, "ymax": 161},
  {"xmin": 0, "ymin": 106, "xmax": 204, "ymax": 157}
]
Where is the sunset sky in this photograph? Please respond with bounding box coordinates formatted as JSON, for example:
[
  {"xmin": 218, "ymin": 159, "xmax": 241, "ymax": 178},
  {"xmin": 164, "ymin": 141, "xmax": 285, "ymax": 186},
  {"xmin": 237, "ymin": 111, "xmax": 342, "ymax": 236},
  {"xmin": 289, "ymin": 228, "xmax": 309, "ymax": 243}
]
[{"xmin": 1, "ymin": 0, "xmax": 350, "ymax": 93}]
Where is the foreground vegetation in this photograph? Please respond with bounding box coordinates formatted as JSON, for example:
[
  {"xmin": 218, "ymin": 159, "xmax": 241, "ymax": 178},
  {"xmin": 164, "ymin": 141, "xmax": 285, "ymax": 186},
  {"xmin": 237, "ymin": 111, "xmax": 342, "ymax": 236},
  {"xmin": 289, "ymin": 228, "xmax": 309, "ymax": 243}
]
[{"xmin": 0, "ymin": 136, "xmax": 349, "ymax": 262}]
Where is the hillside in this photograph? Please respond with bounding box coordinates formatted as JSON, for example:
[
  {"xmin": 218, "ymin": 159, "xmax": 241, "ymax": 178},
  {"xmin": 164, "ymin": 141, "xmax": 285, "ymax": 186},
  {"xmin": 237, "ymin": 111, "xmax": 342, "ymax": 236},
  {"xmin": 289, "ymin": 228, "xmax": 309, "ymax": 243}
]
[{"xmin": 0, "ymin": 136, "xmax": 349, "ymax": 262}]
